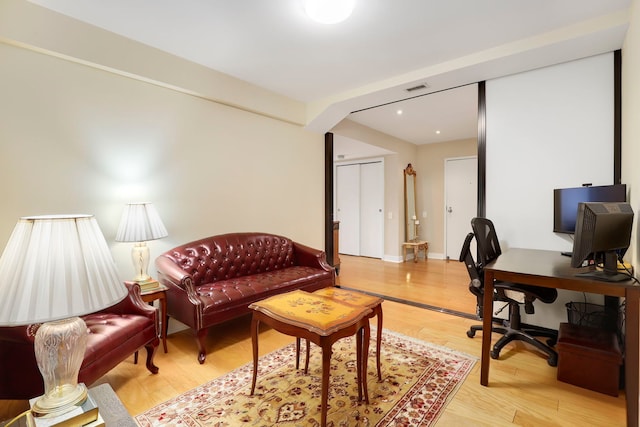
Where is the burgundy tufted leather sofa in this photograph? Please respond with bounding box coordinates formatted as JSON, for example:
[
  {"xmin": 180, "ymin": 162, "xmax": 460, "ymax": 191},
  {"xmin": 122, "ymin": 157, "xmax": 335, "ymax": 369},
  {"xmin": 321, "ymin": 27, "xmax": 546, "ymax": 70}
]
[
  {"xmin": 0, "ymin": 282, "xmax": 159, "ymax": 400},
  {"xmin": 155, "ymin": 232, "xmax": 335, "ymax": 363}
]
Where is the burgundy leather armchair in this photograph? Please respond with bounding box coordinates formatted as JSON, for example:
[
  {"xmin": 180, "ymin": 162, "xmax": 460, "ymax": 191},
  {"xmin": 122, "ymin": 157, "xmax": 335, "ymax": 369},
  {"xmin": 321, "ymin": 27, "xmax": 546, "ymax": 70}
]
[
  {"xmin": 0, "ymin": 282, "xmax": 159, "ymax": 400},
  {"xmin": 156, "ymin": 232, "xmax": 335, "ymax": 363}
]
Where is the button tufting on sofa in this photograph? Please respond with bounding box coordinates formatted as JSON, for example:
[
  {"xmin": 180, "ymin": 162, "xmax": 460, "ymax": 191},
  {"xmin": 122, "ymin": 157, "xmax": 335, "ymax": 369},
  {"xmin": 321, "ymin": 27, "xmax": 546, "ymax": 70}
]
[{"xmin": 156, "ymin": 232, "xmax": 335, "ymax": 364}]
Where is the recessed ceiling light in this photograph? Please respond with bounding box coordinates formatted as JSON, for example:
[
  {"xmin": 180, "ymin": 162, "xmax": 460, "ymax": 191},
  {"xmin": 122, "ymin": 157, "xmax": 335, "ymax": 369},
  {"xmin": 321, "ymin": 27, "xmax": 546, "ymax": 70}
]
[
  {"xmin": 396, "ymin": 110, "xmax": 403, "ymax": 115},
  {"xmin": 436, "ymin": 130, "xmax": 441, "ymax": 134},
  {"xmin": 303, "ymin": 0, "xmax": 356, "ymax": 24}
]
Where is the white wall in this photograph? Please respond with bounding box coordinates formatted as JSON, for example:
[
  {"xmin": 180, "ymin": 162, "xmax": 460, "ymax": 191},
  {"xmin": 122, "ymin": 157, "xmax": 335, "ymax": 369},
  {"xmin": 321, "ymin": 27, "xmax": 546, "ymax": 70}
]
[
  {"xmin": 0, "ymin": 38, "xmax": 325, "ymax": 286},
  {"xmin": 486, "ymin": 53, "xmax": 615, "ymax": 328},
  {"xmin": 622, "ymin": 0, "xmax": 640, "ymax": 272}
]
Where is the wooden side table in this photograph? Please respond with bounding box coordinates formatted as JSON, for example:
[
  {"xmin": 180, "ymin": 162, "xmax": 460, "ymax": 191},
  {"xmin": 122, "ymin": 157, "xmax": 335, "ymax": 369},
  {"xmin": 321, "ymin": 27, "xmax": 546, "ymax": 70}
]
[
  {"xmin": 249, "ymin": 290, "xmax": 371, "ymax": 427},
  {"xmin": 402, "ymin": 240, "xmax": 428, "ymax": 262},
  {"xmin": 332, "ymin": 221, "xmax": 341, "ymax": 274},
  {"xmin": 140, "ymin": 284, "xmax": 169, "ymax": 354},
  {"xmin": 132, "ymin": 283, "xmax": 168, "ymax": 364}
]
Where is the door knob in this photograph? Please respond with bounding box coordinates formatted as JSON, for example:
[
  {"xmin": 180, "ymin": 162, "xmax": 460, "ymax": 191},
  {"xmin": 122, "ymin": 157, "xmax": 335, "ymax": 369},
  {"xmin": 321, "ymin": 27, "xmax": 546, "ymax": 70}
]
[{"xmin": 447, "ymin": 207, "xmax": 453, "ymax": 213}]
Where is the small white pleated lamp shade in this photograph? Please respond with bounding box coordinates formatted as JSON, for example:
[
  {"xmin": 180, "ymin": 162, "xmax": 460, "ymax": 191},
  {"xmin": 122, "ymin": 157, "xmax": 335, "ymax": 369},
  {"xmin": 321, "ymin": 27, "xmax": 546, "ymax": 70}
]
[
  {"xmin": 0, "ymin": 214, "xmax": 127, "ymax": 326},
  {"xmin": 115, "ymin": 203, "xmax": 168, "ymax": 243}
]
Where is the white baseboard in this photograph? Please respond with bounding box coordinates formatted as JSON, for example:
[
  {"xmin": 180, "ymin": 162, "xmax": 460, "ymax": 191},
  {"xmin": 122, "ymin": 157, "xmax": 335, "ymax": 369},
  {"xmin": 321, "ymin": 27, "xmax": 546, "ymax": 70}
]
[{"xmin": 383, "ymin": 252, "xmax": 447, "ymax": 262}]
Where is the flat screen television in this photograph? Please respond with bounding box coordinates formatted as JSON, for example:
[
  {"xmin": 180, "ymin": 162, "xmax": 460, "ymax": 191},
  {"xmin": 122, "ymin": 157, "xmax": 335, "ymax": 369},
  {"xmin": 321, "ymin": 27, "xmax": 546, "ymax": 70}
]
[
  {"xmin": 553, "ymin": 184, "xmax": 626, "ymax": 234},
  {"xmin": 571, "ymin": 202, "xmax": 634, "ymax": 282}
]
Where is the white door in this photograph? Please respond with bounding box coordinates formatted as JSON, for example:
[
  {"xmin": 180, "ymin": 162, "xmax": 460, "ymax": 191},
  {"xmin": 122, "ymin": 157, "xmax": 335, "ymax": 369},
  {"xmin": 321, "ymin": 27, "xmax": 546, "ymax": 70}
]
[
  {"xmin": 359, "ymin": 162, "xmax": 384, "ymax": 258},
  {"xmin": 335, "ymin": 160, "xmax": 384, "ymax": 258},
  {"xmin": 336, "ymin": 164, "xmax": 360, "ymax": 256},
  {"xmin": 445, "ymin": 157, "xmax": 477, "ymax": 260}
]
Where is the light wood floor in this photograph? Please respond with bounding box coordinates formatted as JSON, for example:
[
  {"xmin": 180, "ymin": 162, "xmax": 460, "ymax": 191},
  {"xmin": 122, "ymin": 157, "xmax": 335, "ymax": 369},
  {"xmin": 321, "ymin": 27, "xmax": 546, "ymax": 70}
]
[{"xmin": 0, "ymin": 256, "xmax": 626, "ymax": 425}]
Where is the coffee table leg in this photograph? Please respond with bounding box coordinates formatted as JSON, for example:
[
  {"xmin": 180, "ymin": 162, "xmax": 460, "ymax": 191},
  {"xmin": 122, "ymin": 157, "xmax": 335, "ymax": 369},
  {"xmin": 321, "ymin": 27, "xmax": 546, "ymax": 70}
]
[
  {"xmin": 305, "ymin": 339, "xmax": 311, "ymax": 374},
  {"xmin": 250, "ymin": 316, "xmax": 259, "ymax": 395},
  {"xmin": 362, "ymin": 324, "xmax": 370, "ymax": 404},
  {"xmin": 321, "ymin": 345, "xmax": 332, "ymax": 427},
  {"xmin": 356, "ymin": 327, "xmax": 363, "ymax": 401},
  {"xmin": 295, "ymin": 337, "xmax": 300, "ymax": 370},
  {"xmin": 376, "ymin": 307, "xmax": 383, "ymax": 381}
]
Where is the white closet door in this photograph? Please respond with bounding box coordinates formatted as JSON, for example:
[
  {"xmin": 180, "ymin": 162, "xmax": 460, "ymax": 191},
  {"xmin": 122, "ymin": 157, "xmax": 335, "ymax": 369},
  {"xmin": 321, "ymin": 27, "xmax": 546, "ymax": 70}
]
[
  {"xmin": 336, "ymin": 164, "xmax": 360, "ymax": 256},
  {"xmin": 360, "ymin": 162, "xmax": 384, "ymax": 258}
]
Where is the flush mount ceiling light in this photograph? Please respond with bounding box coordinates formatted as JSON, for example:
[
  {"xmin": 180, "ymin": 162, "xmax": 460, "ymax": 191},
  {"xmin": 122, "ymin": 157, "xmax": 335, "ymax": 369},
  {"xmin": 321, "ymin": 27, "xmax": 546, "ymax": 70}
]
[{"xmin": 304, "ymin": 0, "xmax": 356, "ymax": 24}]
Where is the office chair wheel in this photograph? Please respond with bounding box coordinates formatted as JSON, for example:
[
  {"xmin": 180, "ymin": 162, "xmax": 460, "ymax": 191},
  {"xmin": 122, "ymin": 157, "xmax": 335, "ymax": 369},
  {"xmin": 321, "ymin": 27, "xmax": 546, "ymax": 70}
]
[
  {"xmin": 547, "ymin": 355, "xmax": 558, "ymax": 367},
  {"xmin": 546, "ymin": 338, "xmax": 557, "ymax": 347},
  {"xmin": 490, "ymin": 349, "xmax": 500, "ymax": 359},
  {"xmin": 466, "ymin": 329, "xmax": 476, "ymax": 338}
]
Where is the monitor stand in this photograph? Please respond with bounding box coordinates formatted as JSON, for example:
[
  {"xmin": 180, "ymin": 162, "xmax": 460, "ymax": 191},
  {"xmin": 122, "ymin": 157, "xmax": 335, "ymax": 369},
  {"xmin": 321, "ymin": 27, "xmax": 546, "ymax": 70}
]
[
  {"xmin": 575, "ymin": 270, "xmax": 629, "ymax": 282},
  {"xmin": 575, "ymin": 251, "xmax": 629, "ymax": 282}
]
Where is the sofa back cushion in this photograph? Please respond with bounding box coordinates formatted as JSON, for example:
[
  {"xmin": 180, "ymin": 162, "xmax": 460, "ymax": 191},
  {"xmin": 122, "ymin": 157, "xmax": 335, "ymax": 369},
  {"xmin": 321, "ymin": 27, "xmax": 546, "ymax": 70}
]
[{"xmin": 161, "ymin": 233, "xmax": 296, "ymax": 287}]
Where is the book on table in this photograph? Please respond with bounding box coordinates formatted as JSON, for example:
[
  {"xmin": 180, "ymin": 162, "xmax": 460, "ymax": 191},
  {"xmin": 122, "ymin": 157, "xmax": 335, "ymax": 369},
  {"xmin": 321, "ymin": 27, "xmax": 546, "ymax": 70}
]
[
  {"xmin": 137, "ymin": 278, "xmax": 160, "ymax": 292},
  {"xmin": 83, "ymin": 412, "xmax": 104, "ymax": 427}
]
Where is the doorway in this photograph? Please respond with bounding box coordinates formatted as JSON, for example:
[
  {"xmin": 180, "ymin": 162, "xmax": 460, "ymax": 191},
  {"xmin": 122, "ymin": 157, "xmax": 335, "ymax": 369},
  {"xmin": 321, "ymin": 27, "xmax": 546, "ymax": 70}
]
[{"xmin": 444, "ymin": 156, "xmax": 477, "ymax": 260}]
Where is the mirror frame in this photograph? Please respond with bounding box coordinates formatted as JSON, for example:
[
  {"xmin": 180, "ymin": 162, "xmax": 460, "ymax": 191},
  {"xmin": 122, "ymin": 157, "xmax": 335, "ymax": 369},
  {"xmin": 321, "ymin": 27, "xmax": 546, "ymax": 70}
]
[{"xmin": 404, "ymin": 163, "xmax": 417, "ymax": 242}]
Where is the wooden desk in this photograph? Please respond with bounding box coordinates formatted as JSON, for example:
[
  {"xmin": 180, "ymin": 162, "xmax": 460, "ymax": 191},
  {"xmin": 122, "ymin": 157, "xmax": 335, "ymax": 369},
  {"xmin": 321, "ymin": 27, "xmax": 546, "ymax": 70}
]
[{"xmin": 482, "ymin": 248, "xmax": 640, "ymax": 427}]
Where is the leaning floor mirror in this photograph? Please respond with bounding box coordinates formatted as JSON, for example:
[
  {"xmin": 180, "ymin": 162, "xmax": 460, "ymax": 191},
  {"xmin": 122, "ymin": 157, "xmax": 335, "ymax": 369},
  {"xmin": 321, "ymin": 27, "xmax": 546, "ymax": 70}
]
[{"xmin": 404, "ymin": 164, "xmax": 419, "ymax": 242}]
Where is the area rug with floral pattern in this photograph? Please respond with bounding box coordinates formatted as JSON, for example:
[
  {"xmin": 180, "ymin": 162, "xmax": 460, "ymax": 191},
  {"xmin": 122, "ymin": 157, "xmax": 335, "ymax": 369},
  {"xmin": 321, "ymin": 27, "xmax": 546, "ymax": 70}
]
[{"xmin": 135, "ymin": 329, "xmax": 476, "ymax": 426}]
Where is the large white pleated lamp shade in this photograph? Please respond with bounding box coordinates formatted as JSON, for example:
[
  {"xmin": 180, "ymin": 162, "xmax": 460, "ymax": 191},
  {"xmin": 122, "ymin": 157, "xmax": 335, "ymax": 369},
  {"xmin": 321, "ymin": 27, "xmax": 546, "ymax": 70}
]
[
  {"xmin": 115, "ymin": 203, "xmax": 168, "ymax": 282},
  {"xmin": 0, "ymin": 214, "xmax": 127, "ymax": 417}
]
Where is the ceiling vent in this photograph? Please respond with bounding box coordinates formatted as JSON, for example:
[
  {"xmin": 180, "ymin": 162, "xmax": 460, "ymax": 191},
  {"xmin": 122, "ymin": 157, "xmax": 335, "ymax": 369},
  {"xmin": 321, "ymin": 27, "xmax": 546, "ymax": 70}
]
[{"xmin": 405, "ymin": 83, "xmax": 429, "ymax": 92}]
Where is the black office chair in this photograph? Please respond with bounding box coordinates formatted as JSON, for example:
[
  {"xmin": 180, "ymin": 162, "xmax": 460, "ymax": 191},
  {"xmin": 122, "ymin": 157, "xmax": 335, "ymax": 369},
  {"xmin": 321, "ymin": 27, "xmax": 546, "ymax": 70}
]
[{"xmin": 459, "ymin": 217, "xmax": 559, "ymax": 366}]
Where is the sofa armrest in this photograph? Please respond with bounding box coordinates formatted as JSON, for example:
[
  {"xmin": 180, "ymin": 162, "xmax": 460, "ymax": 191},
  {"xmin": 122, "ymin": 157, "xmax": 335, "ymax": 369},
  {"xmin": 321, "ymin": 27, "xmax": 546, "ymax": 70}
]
[
  {"xmin": 156, "ymin": 256, "xmax": 190, "ymax": 287},
  {"xmin": 293, "ymin": 241, "xmax": 335, "ymax": 274},
  {"xmin": 95, "ymin": 282, "xmax": 158, "ymax": 334},
  {"xmin": 156, "ymin": 256, "xmax": 206, "ymax": 329},
  {"xmin": 155, "ymin": 257, "xmax": 201, "ymax": 301},
  {"xmin": 0, "ymin": 324, "xmax": 38, "ymax": 344}
]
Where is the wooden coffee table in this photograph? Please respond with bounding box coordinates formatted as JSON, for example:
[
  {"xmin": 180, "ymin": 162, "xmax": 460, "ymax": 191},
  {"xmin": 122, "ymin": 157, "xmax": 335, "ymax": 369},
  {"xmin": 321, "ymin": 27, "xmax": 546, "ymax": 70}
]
[
  {"xmin": 249, "ymin": 290, "xmax": 371, "ymax": 427},
  {"xmin": 311, "ymin": 287, "xmax": 384, "ymax": 381}
]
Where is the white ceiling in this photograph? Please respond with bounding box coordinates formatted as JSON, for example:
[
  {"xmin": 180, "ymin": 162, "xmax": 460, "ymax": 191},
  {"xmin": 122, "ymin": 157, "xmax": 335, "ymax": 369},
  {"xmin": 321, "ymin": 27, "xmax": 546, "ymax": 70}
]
[
  {"xmin": 349, "ymin": 83, "xmax": 478, "ymax": 145},
  {"xmin": 27, "ymin": 0, "xmax": 631, "ymax": 155}
]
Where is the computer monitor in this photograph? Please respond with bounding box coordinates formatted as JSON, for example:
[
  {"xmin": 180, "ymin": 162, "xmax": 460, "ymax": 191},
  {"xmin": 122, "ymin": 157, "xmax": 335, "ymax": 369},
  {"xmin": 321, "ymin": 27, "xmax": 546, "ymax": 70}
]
[
  {"xmin": 553, "ymin": 184, "xmax": 626, "ymax": 234},
  {"xmin": 571, "ymin": 202, "xmax": 634, "ymax": 282}
]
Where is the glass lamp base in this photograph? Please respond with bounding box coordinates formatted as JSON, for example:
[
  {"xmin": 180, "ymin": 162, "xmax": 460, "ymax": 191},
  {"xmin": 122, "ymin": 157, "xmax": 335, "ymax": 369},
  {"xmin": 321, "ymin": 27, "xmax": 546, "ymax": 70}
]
[
  {"xmin": 31, "ymin": 383, "xmax": 87, "ymax": 418},
  {"xmin": 32, "ymin": 317, "xmax": 88, "ymax": 418}
]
